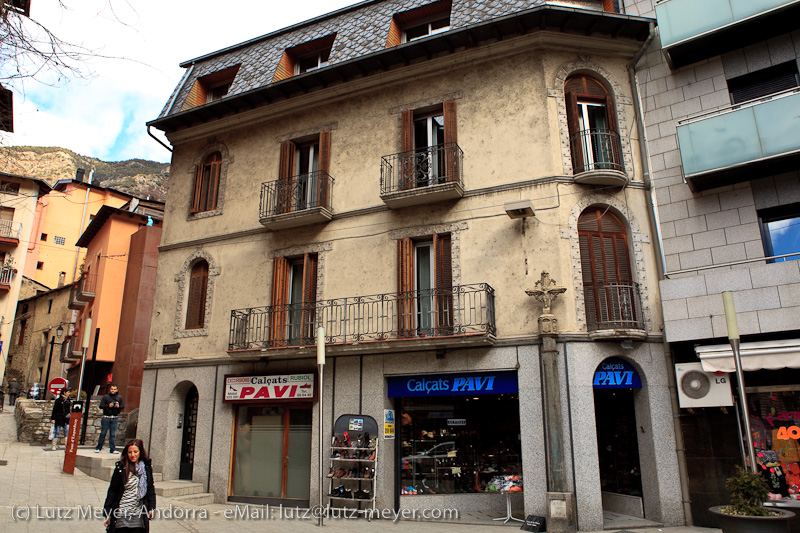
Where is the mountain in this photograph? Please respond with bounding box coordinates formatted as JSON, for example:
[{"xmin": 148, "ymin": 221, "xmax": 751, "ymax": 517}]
[{"xmin": 0, "ymin": 146, "xmax": 170, "ymax": 201}]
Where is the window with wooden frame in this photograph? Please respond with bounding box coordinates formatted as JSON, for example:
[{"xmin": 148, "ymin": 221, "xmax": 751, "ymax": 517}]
[
  {"xmin": 602, "ymin": 0, "xmax": 620, "ymax": 13},
  {"xmin": 181, "ymin": 65, "xmax": 240, "ymax": 110},
  {"xmin": 272, "ymin": 34, "xmax": 336, "ymax": 82},
  {"xmin": 269, "ymin": 253, "xmax": 318, "ymax": 347},
  {"xmin": 578, "ymin": 207, "xmax": 636, "ymax": 330},
  {"xmin": 191, "ymin": 152, "xmax": 222, "ymax": 214},
  {"xmin": 564, "ymin": 74, "xmax": 621, "ymax": 174},
  {"xmin": 397, "ymin": 234, "xmax": 453, "ymax": 337},
  {"xmin": 386, "ymin": 0, "xmax": 451, "ymax": 47},
  {"xmin": 399, "ymin": 101, "xmax": 458, "ymax": 190},
  {"xmin": 185, "ymin": 260, "xmax": 209, "ymax": 329},
  {"xmin": 277, "ymin": 131, "xmax": 331, "ymax": 214}
]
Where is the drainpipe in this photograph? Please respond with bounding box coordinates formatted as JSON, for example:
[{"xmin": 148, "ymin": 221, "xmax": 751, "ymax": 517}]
[{"xmin": 627, "ymin": 25, "xmax": 693, "ymax": 526}]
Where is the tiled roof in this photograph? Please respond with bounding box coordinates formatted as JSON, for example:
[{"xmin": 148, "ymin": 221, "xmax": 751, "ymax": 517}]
[{"xmin": 158, "ymin": 0, "xmax": 565, "ymax": 118}]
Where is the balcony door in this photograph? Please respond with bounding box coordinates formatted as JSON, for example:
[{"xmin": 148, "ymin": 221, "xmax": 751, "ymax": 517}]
[
  {"xmin": 579, "ymin": 207, "xmax": 635, "ymax": 330},
  {"xmin": 398, "ymin": 234, "xmax": 453, "ymax": 337},
  {"xmin": 295, "ymin": 141, "xmax": 319, "ymax": 210},
  {"xmin": 270, "ymin": 254, "xmax": 317, "ymax": 347},
  {"xmin": 413, "ymin": 113, "xmax": 445, "ymax": 186},
  {"xmin": 565, "ymin": 74, "xmax": 619, "ymax": 173}
]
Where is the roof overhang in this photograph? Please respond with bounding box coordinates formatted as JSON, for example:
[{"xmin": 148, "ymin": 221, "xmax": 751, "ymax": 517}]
[{"xmin": 150, "ymin": 5, "xmax": 652, "ymax": 134}]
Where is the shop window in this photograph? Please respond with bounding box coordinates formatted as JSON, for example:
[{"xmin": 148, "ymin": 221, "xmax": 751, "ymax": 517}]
[
  {"xmin": 386, "ymin": 1, "xmax": 451, "ymax": 47},
  {"xmin": 272, "ymin": 34, "xmax": 336, "ymax": 82},
  {"xmin": 578, "ymin": 207, "xmax": 638, "ymax": 331},
  {"xmin": 398, "ymin": 101, "xmax": 458, "ymax": 190},
  {"xmin": 185, "ymin": 260, "xmax": 209, "ymax": 329},
  {"xmin": 397, "ymin": 234, "xmax": 452, "ymax": 337},
  {"xmin": 747, "ymin": 389, "xmax": 800, "ymax": 497},
  {"xmin": 270, "ymin": 253, "xmax": 318, "ymax": 347},
  {"xmin": 181, "ymin": 65, "xmax": 240, "ymax": 110},
  {"xmin": 191, "ymin": 152, "xmax": 221, "ymax": 214},
  {"xmin": 565, "ymin": 74, "xmax": 622, "ymax": 174},
  {"xmin": 759, "ymin": 204, "xmax": 800, "ymax": 263},
  {"xmin": 398, "ymin": 391, "xmax": 521, "ymax": 494},
  {"xmin": 276, "ymin": 131, "xmax": 331, "ymax": 213},
  {"xmin": 728, "ymin": 61, "xmax": 799, "ymax": 105}
]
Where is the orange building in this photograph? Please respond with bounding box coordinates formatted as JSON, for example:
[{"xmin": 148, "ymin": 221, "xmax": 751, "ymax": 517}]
[
  {"xmin": 67, "ymin": 200, "xmax": 163, "ymax": 408},
  {"xmin": 24, "ymin": 176, "xmax": 133, "ymax": 290}
]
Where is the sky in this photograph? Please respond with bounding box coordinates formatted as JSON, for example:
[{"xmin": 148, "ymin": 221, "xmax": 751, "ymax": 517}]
[{"xmin": 4, "ymin": 0, "xmax": 364, "ymax": 164}]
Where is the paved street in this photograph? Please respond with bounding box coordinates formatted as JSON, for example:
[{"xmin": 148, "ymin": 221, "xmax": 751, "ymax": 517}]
[{"xmin": 0, "ymin": 407, "xmax": 720, "ymax": 532}]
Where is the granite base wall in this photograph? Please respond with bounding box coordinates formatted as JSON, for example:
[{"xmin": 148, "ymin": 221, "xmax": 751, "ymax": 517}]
[{"xmin": 14, "ymin": 399, "xmax": 128, "ymax": 447}]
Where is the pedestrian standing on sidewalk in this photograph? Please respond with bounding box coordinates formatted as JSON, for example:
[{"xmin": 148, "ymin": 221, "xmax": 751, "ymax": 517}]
[
  {"xmin": 103, "ymin": 439, "xmax": 156, "ymax": 533},
  {"xmin": 8, "ymin": 378, "xmax": 20, "ymax": 406},
  {"xmin": 96, "ymin": 384, "xmax": 124, "ymax": 454},
  {"xmin": 50, "ymin": 387, "xmax": 72, "ymax": 451}
]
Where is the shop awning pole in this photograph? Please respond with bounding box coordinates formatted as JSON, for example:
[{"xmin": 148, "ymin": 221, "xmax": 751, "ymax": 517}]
[
  {"xmin": 317, "ymin": 326, "xmax": 326, "ymax": 526},
  {"xmin": 722, "ymin": 292, "xmax": 757, "ymax": 473}
]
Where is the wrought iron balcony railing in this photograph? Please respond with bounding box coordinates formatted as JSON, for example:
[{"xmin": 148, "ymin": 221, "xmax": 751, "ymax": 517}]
[
  {"xmin": 381, "ymin": 143, "xmax": 463, "ymax": 196},
  {"xmin": 584, "ymin": 282, "xmax": 644, "ymax": 331},
  {"xmin": 77, "ymin": 273, "xmax": 97, "ymax": 301},
  {"xmin": 229, "ymin": 283, "xmax": 495, "ymax": 351},
  {"xmin": 260, "ymin": 171, "xmax": 334, "ymax": 218},
  {"xmin": 0, "ymin": 220, "xmax": 21, "ymax": 241},
  {"xmin": 0, "ymin": 266, "xmax": 14, "ymax": 286},
  {"xmin": 570, "ymin": 129, "xmax": 624, "ymax": 174}
]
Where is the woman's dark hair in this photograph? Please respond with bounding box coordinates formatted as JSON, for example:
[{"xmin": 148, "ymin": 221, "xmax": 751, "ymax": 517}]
[{"xmin": 120, "ymin": 439, "xmax": 148, "ymax": 482}]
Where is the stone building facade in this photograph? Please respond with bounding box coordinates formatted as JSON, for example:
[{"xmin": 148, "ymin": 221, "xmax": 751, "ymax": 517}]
[{"xmin": 143, "ymin": 1, "xmax": 681, "ymax": 530}]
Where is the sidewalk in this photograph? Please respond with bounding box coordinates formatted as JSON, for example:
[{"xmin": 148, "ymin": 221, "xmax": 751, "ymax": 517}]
[{"xmin": 0, "ymin": 408, "xmax": 719, "ymax": 532}]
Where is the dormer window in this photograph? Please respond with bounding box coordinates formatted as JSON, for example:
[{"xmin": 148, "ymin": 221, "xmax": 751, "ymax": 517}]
[
  {"xmin": 295, "ymin": 49, "xmax": 330, "ymax": 75},
  {"xmin": 403, "ymin": 16, "xmax": 450, "ymax": 42},
  {"xmin": 273, "ymin": 34, "xmax": 336, "ymax": 82},
  {"xmin": 181, "ymin": 65, "xmax": 240, "ymax": 110}
]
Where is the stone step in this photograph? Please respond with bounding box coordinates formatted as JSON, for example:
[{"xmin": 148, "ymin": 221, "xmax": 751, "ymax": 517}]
[
  {"xmin": 75, "ymin": 454, "xmax": 118, "ymax": 470},
  {"xmin": 76, "ymin": 464, "xmax": 114, "ymax": 482},
  {"xmin": 172, "ymin": 493, "xmax": 215, "ymax": 505},
  {"xmin": 154, "ymin": 480, "xmax": 205, "ymax": 498}
]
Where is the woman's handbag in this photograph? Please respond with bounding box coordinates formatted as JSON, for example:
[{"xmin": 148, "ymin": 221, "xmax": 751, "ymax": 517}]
[{"xmin": 48, "ymin": 423, "xmax": 55, "ymax": 441}]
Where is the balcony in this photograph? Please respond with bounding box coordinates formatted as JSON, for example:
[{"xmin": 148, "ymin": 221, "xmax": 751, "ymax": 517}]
[
  {"xmin": 229, "ymin": 283, "xmax": 496, "ymax": 356},
  {"xmin": 677, "ymin": 89, "xmax": 800, "ymax": 191},
  {"xmin": 584, "ymin": 282, "xmax": 646, "ymax": 340},
  {"xmin": 380, "ymin": 143, "xmax": 464, "ymax": 208},
  {"xmin": 0, "ymin": 266, "xmax": 13, "ymax": 291},
  {"xmin": 570, "ymin": 129, "xmax": 627, "ymax": 186},
  {"xmin": 60, "ymin": 336, "xmax": 83, "ymax": 363},
  {"xmin": 655, "ymin": 0, "xmax": 800, "ymax": 68},
  {"xmin": 259, "ymin": 171, "xmax": 334, "ymax": 230},
  {"xmin": 0, "ymin": 220, "xmax": 21, "ymax": 246},
  {"xmin": 76, "ymin": 273, "xmax": 97, "ymax": 301},
  {"xmin": 68, "ymin": 285, "xmax": 86, "ymax": 310}
]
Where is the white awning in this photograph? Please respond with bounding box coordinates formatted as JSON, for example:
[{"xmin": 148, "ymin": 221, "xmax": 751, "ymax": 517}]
[{"xmin": 696, "ymin": 339, "xmax": 800, "ymax": 373}]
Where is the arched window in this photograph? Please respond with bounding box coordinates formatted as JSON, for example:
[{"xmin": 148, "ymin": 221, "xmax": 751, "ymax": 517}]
[
  {"xmin": 185, "ymin": 260, "xmax": 209, "ymax": 329},
  {"xmin": 191, "ymin": 152, "xmax": 221, "ymax": 214},
  {"xmin": 579, "ymin": 207, "xmax": 640, "ymax": 330},
  {"xmin": 565, "ymin": 75, "xmax": 622, "ymax": 174}
]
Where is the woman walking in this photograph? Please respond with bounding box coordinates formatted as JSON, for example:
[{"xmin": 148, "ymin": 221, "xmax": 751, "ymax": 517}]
[{"xmin": 103, "ymin": 439, "xmax": 157, "ymax": 532}]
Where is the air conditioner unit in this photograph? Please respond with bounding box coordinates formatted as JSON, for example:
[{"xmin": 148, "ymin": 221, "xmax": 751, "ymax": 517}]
[{"xmin": 675, "ymin": 362, "xmax": 733, "ymax": 408}]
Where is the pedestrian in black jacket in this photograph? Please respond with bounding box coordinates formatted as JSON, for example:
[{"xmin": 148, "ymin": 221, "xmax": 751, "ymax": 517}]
[
  {"xmin": 50, "ymin": 387, "xmax": 72, "ymax": 451},
  {"xmin": 96, "ymin": 384, "xmax": 124, "ymax": 453},
  {"xmin": 103, "ymin": 439, "xmax": 156, "ymax": 533}
]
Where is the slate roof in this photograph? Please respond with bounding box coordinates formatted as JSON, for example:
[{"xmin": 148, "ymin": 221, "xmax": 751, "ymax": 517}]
[{"xmin": 154, "ymin": 0, "xmax": 651, "ymax": 128}]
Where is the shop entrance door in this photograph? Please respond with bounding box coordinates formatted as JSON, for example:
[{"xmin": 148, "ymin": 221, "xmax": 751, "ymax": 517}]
[
  {"xmin": 231, "ymin": 405, "xmax": 312, "ymax": 505},
  {"xmin": 594, "ymin": 388, "xmax": 644, "ymax": 517}
]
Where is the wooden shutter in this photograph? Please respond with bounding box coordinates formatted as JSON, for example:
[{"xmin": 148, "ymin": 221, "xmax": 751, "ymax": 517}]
[
  {"xmin": 191, "ymin": 164, "xmax": 203, "ymax": 214},
  {"xmin": 207, "ymin": 152, "xmax": 221, "ymax": 211},
  {"xmin": 443, "ymin": 100, "xmax": 458, "ymax": 183},
  {"xmin": 433, "ymin": 233, "xmax": 454, "ymax": 334},
  {"xmin": 318, "ymin": 131, "xmax": 331, "ymax": 208},
  {"xmin": 269, "ymin": 257, "xmax": 291, "ymax": 346},
  {"xmin": 185, "ymin": 261, "xmax": 208, "ymax": 329},
  {"xmin": 397, "ymin": 238, "xmax": 414, "ymax": 336},
  {"xmin": 399, "ymin": 110, "xmax": 415, "ymax": 191},
  {"xmin": 300, "ymin": 253, "xmax": 318, "ymax": 343},
  {"xmin": 565, "ymin": 90, "xmax": 584, "ymax": 173},
  {"xmin": 278, "ymin": 140, "xmax": 296, "ymax": 214},
  {"xmin": 401, "ymin": 110, "xmax": 414, "ymax": 153}
]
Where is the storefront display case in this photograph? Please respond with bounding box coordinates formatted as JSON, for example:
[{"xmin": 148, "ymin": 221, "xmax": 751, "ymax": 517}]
[{"xmin": 327, "ymin": 414, "xmax": 378, "ymax": 514}]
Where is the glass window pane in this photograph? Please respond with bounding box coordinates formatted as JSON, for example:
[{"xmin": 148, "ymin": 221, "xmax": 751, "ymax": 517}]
[
  {"xmin": 232, "ymin": 407, "xmax": 284, "ymax": 497},
  {"xmin": 767, "ymin": 216, "xmax": 800, "ymax": 261},
  {"xmin": 286, "ymin": 409, "xmax": 312, "ymax": 499}
]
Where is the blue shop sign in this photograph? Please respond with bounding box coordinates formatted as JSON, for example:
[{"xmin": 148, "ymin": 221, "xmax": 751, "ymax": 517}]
[
  {"xmin": 593, "ymin": 358, "xmax": 642, "ymax": 389},
  {"xmin": 387, "ymin": 371, "xmax": 518, "ymax": 398}
]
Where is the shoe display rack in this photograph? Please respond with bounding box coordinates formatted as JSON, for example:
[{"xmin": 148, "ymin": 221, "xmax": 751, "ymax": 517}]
[{"xmin": 327, "ymin": 415, "xmax": 379, "ymax": 516}]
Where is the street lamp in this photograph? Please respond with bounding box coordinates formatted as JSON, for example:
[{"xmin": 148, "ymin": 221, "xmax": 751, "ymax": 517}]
[{"xmin": 43, "ymin": 325, "xmax": 64, "ymax": 399}]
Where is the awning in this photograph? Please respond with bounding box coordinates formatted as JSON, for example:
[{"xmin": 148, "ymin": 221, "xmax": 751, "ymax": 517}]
[{"xmin": 696, "ymin": 339, "xmax": 800, "ymax": 373}]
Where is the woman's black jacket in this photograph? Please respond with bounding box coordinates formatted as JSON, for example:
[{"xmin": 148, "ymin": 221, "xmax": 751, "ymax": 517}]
[{"xmin": 103, "ymin": 458, "xmax": 157, "ymax": 532}]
